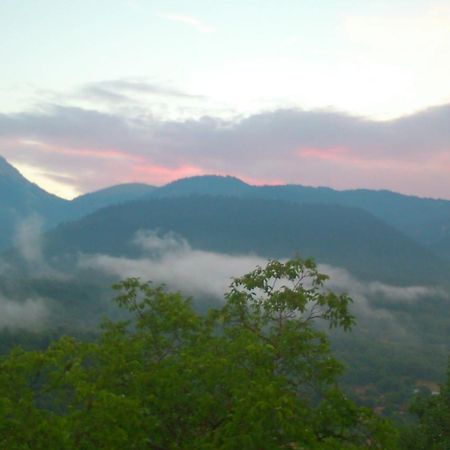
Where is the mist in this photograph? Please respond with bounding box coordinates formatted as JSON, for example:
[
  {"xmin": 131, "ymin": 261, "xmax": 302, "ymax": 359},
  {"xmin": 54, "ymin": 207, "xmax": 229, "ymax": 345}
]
[
  {"xmin": 79, "ymin": 230, "xmax": 266, "ymax": 299},
  {"xmin": 12, "ymin": 215, "xmax": 69, "ymax": 280},
  {"xmin": 0, "ymin": 294, "xmax": 48, "ymax": 330},
  {"xmin": 79, "ymin": 231, "xmax": 444, "ymax": 313}
]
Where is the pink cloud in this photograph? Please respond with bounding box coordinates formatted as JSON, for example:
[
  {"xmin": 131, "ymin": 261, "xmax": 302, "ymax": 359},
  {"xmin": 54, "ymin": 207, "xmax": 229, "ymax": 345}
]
[
  {"xmin": 130, "ymin": 163, "xmax": 205, "ymax": 185},
  {"xmin": 298, "ymin": 147, "xmax": 351, "ymax": 162},
  {"xmin": 237, "ymin": 174, "xmax": 285, "ymax": 186},
  {"xmin": 14, "ymin": 139, "xmax": 145, "ymax": 162},
  {"xmin": 1, "ymin": 104, "xmax": 449, "ymax": 199},
  {"xmin": 297, "ymin": 146, "xmax": 441, "ymax": 174}
]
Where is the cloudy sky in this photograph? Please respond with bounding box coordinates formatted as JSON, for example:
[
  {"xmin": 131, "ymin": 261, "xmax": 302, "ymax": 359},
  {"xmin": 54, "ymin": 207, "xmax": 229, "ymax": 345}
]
[{"xmin": 1, "ymin": 0, "xmax": 449, "ymax": 199}]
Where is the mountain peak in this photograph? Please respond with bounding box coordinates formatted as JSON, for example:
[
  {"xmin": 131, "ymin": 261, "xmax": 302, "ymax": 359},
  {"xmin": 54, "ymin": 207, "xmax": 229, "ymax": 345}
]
[
  {"xmin": 155, "ymin": 175, "xmax": 251, "ymax": 198},
  {"xmin": 167, "ymin": 174, "xmax": 249, "ymax": 187},
  {"xmin": 0, "ymin": 155, "xmax": 24, "ymax": 181}
]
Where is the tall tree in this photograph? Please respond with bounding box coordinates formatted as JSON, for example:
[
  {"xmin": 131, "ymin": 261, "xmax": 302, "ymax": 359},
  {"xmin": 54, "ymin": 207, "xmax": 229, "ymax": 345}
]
[
  {"xmin": 402, "ymin": 363, "xmax": 450, "ymax": 449},
  {"xmin": 0, "ymin": 258, "xmax": 397, "ymax": 449}
]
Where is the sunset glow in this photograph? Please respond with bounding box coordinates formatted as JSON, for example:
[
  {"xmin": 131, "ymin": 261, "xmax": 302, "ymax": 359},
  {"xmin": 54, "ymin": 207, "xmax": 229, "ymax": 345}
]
[{"xmin": 0, "ymin": 0, "xmax": 448, "ymax": 199}]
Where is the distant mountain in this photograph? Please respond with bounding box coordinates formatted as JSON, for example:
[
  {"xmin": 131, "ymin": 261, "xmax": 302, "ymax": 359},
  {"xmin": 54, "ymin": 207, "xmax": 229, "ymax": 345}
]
[
  {"xmin": 2, "ymin": 155, "xmax": 450, "ymax": 264},
  {"xmin": 0, "ymin": 156, "xmax": 67, "ymax": 249},
  {"xmin": 430, "ymin": 234, "xmax": 450, "ymax": 261},
  {"xmin": 251, "ymin": 185, "xmax": 450, "ymax": 247},
  {"xmin": 152, "ymin": 175, "xmax": 251, "ymax": 198},
  {"xmin": 0, "ymin": 155, "xmax": 157, "ymax": 250},
  {"xmin": 44, "ymin": 196, "xmax": 447, "ymax": 285},
  {"xmin": 66, "ymin": 183, "xmax": 156, "ymax": 221},
  {"xmin": 144, "ymin": 175, "xmax": 450, "ymax": 250}
]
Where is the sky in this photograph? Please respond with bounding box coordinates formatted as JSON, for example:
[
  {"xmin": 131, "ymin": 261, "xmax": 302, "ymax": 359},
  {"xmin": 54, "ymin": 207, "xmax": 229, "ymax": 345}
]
[{"xmin": 0, "ymin": 0, "xmax": 449, "ymax": 199}]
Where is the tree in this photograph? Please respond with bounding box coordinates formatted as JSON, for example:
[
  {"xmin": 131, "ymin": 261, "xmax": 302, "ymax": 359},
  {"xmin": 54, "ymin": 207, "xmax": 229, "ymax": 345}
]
[
  {"xmin": 401, "ymin": 362, "xmax": 450, "ymax": 449},
  {"xmin": 0, "ymin": 257, "xmax": 397, "ymax": 449}
]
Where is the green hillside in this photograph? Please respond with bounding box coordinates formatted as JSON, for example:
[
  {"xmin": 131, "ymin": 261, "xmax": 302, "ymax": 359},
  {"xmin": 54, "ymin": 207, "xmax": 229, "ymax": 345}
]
[{"xmin": 44, "ymin": 195, "xmax": 448, "ymax": 285}]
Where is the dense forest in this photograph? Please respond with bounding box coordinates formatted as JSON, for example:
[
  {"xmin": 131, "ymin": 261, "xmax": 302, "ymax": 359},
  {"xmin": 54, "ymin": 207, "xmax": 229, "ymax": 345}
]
[{"xmin": 0, "ymin": 257, "xmax": 448, "ymax": 449}]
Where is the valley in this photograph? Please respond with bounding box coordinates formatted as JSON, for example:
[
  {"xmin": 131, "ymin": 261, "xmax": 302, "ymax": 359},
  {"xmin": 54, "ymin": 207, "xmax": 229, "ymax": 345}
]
[{"xmin": 0, "ymin": 156, "xmax": 449, "ymax": 424}]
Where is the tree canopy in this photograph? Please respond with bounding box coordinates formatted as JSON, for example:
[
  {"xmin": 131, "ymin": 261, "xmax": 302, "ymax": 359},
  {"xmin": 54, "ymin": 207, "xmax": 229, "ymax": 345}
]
[
  {"xmin": 0, "ymin": 258, "xmax": 398, "ymax": 449},
  {"xmin": 401, "ymin": 363, "xmax": 450, "ymax": 450}
]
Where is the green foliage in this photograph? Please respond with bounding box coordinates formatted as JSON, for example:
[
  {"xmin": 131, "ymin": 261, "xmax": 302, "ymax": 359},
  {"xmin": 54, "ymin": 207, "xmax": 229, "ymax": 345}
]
[
  {"xmin": 0, "ymin": 258, "xmax": 397, "ymax": 449},
  {"xmin": 401, "ymin": 362, "xmax": 450, "ymax": 449}
]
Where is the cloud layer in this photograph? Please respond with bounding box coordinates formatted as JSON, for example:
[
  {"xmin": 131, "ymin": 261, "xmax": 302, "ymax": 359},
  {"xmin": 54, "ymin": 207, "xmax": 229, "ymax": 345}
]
[
  {"xmin": 2, "ymin": 229, "xmax": 447, "ymax": 331},
  {"xmin": 79, "ymin": 231, "xmax": 265, "ymax": 299},
  {"xmin": 13, "ymin": 215, "xmax": 69, "ymax": 280},
  {"xmin": 0, "ymin": 102, "xmax": 449, "ymax": 198},
  {"xmin": 79, "ymin": 231, "xmax": 444, "ymax": 310},
  {"xmin": 0, "ymin": 295, "xmax": 48, "ymax": 330}
]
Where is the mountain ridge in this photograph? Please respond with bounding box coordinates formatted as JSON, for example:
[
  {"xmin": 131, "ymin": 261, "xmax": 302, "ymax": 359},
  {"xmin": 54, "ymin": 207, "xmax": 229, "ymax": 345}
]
[
  {"xmin": 42, "ymin": 195, "xmax": 448, "ymax": 285},
  {"xmin": 143, "ymin": 175, "xmax": 450, "ymax": 249},
  {"xmin": 1, "ymin": 155, "xmax": 450, "ymax": 259}
]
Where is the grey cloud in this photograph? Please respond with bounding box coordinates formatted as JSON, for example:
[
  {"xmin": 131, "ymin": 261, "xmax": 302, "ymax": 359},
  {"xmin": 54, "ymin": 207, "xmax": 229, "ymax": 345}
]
[
  {"xmin": 365, "ymin": 282, "xmax": 445, "ymax": 301},
  {"xmin": 82, "ymin": 79, "xmax": 206, "ymax": 104},
  {"xmin": 318, "ymin": 263, "xmax": 446, "ymax": 326},
  {"xmin": 74, "ymin": 230, "xmax": 450, "ymax": 344},
  {"xmin": 319, "ymin": 263, "xmax": 443, "ymax": 302},
  {"xmin": 78, "ymin": 231, "xmax": 446, "ymax": 312},
  {"xmin": 0, "ymin": 295, "xmax": 48, "ymax": 330},
  {"xmin": 79, "ymin": 231, "xmax": 266, "ymax": 299},
  {"xmin": 133, "ymin": 229, "xmax": 190, "ymax": 255},
  {"xmin": 82, "ymin": 86, "xmax": 131, "ymax": 104},
  {"xmin": 14, "ymin": 215, "xmax": 45, "ymax": 265},
  {"xmin": 0, "ymin": 102, "xmax": 449, "ymax": 197},
  {"xmin": 13, "ymin": 215, "xmax": 69, "ymax": 280},
  {"xmin": 391, "ymin": 105, "xmax": 450, "ymax": 155},
  {"xmin": 0, "ymin": 105, "xmax": 151, "ymax": 150},
  {"xmin": 2, "ymin": 103, "xmax": 449, "ymax": 159},
  {"xmin": 152, "ymin": 104, "xmax": 450, "ymax": 162}
]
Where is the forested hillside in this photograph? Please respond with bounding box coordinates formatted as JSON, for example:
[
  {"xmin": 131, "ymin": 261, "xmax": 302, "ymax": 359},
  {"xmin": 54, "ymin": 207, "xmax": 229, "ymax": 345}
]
[
  {"xmin": 0, "ymin": 157, "xmax": 155, "ymax": 250},
  {"xmin": 0, "ymin": 156, "xmax": 67, "ymax": 249},
  {"xmin": 1, "ymin": 160, "xmax": 449, "ymax": 445},
  {"xmin": 0, "ymin": 258, "xmax": 447, "ymax": 449},
  {"xmin": 148, "ymin": 175, "xmax": 450, "ymax": 251},
  {"xmin": 2, "ymin": 155, "xmax": 450, "ymax": 261},
  {"xmin": 42, "ymin": 196, "xmax": 448, "ymax": 285}
]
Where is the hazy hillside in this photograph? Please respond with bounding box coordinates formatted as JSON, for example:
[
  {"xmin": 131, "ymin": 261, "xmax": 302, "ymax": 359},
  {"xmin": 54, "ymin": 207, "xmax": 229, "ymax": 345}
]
[
  {"xmin": 430, "ymin": 234, "xmax": 450, "ymax": 261},
  {"xmin": 151, "ymin": 175, "xmax": 251, "ymax": 197},
  {"xmin": 66, "ymin": 183, "xmax": 156, "ymax": 221},
  {"xmin": 43, "ymin": 196, "xmax": 447, "ymax": 285},
  {"xmin": 146, "ymin": 175, "xmax": 450, "ymax": 249},
  {"xmin": 0, "ymin": 156, "xmax": 68, "ymax": 249},
  {"xmin": 2, "ymin": 154, "xmax": 450, "ymax": 261},
  {"xmin": 0, "ymin": 156, "xmax": 156, "ymax": 249},
  {"xmin": 252, "ymin": 185, "xmax": 450, "ymax": 247}
]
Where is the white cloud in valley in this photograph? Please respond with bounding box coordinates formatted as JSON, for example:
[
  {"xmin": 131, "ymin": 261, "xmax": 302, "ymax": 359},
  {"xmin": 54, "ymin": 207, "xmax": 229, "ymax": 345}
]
[
  {"xmin": 79, "ymin": 231, "xmax": 265, "ymax": 299},
  {"xmin": 2, "ymin": 229, "xmax": 446, "ymax": 330},
  {"xmin": 12, "ymin": 215, "xmax": 69, "ymax": 280},
  {"xmin": 79, "ymin": 231, "xmax": 445, "ymax": 316},
  {"xmin": 0, "ymin": 295, "xmax": 48, "ymax": 330}
]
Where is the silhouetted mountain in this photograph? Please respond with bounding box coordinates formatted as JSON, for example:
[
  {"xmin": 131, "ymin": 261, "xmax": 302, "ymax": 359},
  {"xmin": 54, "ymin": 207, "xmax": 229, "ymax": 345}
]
[
  {"xmin": 0, "ymin": 156, "xmax": 68, "ymax": 249},
  {"xmin": 251, "ymin": 185, "xmax": 450, "ymax": 246},
  {"xmin": 66, "ymin": 183, "xmax": 156, "ymax": 221},
  {"xmin": 44, "ymin": 196, "xmax": 447, "ymax": 285},
  {"xmin": 0, "ymin": 155, "xmax": 158, "ymax": 250},
  {"xmin": 152, "ymin": 175, "xmax": 251, "ymax": 197},
  {"xmin": 2, "ymin": 155, "xmax": 450, "ymax": 266},
  {"xmin": 142, "ymin": 175, "xmax": 450, "ymax": 248}
]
